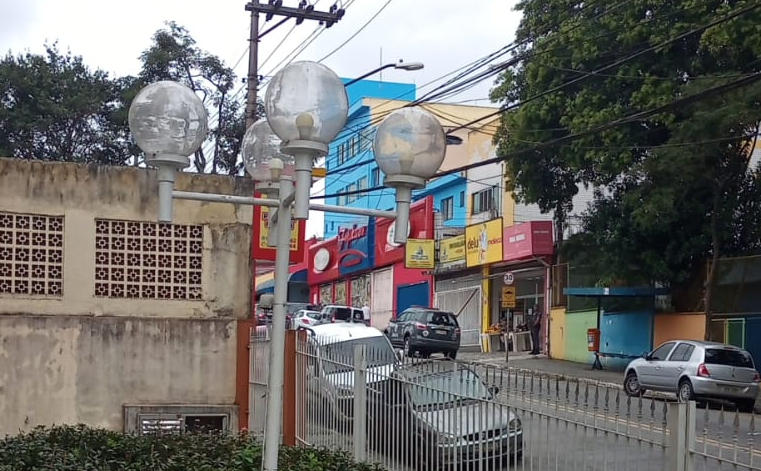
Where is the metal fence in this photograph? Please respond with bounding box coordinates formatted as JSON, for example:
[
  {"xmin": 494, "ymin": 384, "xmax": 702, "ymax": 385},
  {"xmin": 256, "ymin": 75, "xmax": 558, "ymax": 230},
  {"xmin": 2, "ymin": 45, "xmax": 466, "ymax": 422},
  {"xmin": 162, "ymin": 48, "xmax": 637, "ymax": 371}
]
[{"xmin": 250, "ymin": 330, "xmax": 761, "ymax": 471}]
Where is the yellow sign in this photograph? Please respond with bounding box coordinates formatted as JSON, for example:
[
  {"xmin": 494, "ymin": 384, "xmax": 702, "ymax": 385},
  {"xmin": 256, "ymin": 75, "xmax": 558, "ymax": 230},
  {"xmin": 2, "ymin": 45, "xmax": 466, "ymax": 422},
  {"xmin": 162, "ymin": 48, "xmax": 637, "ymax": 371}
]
[
  {"xmin": 439, "ymin": 235, "xmax": 466, "ymax": 263},
  {"xmin": 465, "ymin": 218, "xmax": 503, "ymax": 267},
  {"xmin": 501, "ymin": 286, "xmax": 516, "ymax": 308},
  {"xmin": 258, "ymin": 206, "xmax": 299, "ymax": 250},
  {"xmin": 405, "ymin": 239, "xmax": 435, "ymax": 269}
]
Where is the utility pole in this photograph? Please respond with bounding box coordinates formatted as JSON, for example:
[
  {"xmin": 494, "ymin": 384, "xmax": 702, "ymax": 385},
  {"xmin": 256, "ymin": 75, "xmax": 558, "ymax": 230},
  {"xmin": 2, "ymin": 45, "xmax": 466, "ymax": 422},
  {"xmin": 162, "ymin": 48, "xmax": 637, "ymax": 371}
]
[{"xmin": 244, "ymin": 0, "xmax": 346, "ymax": 128}]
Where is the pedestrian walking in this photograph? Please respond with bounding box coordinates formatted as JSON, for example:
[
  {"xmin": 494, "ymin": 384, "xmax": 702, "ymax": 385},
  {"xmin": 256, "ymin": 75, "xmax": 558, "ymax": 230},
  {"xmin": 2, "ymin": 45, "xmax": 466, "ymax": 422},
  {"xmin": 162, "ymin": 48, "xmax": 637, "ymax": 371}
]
[{"xmin": 529, "ymin": 304, "xmax": 542, "ymax": 355}]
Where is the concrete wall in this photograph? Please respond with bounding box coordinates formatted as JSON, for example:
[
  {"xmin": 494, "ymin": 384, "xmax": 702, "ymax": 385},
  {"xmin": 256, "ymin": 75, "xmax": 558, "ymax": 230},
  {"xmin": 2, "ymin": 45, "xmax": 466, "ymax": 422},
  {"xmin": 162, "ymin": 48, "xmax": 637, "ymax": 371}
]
[
  {"xmin": 564, "ymin": 309, "xmax": 597, "ymax": 364},
  {"xmin": 653, "ymin": 312, "xmax": 705, "ymax": 347},
  {"xmin": 548, "ymin": 307, "xmax": 566, "ymax": 360},
  {"xmin": 0, "ymin": 315, "xmax": 237, "ymax": 435},
  {"xmin": 0, "ymin": 158, "xmax": 254, "ymax": 435}
]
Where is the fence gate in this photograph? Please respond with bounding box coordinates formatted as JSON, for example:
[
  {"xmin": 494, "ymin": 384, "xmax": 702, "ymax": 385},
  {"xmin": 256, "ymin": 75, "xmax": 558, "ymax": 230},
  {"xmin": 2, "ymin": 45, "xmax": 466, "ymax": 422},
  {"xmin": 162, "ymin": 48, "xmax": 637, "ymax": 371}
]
[{"xmin": 248, "ymin": 326, "xmax": 269, "ymax": 435}]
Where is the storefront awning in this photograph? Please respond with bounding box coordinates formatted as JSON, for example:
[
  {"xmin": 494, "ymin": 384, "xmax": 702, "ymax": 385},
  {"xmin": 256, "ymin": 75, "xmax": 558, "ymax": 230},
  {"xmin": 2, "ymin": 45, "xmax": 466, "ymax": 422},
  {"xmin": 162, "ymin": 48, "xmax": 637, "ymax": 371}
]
[{"xmin": 256, "ymin": 269, "xmax": 307, "ymax": 295}]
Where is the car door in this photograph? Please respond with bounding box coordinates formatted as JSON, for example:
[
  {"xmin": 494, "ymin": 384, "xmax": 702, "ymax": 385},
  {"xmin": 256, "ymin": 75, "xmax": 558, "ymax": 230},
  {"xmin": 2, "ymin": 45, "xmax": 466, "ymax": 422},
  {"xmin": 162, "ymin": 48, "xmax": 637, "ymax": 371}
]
[
  {"xmin": 638, "ymin": 342, "xmax": 677, "ymax": 389},
  {"xmin": 386, "ymin": 312, "xmax": 404, "ymax": 346},
  {"xmin": 660, "ymin": 343, "xmax": 695, "ymax": 391}
]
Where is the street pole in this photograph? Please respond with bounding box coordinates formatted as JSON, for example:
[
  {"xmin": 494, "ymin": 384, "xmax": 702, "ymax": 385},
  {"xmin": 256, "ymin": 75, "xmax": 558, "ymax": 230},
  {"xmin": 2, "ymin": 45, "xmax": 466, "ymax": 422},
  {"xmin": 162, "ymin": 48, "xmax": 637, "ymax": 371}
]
[
  {"xmin": 245, "ymin": 0, "xmax": 260, "ymax": 128},
  {"xmin": 262, "ymin": 175, "xmax": 293, "ymax": 471}
]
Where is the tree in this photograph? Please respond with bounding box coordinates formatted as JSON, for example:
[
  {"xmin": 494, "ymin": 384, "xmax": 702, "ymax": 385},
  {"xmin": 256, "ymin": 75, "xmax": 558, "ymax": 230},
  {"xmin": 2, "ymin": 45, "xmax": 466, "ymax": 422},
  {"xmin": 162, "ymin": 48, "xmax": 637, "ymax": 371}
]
[
  {"xmin": 138, "ymin": 21, "xmax": 253, "ymax": 175},
  {"xmin": 491, "ymin": 0, "xmax": 761, "ymax": 332},
  {"xmin": 0, "ymin": 43, "xmax": 133, "ymax": 165}
]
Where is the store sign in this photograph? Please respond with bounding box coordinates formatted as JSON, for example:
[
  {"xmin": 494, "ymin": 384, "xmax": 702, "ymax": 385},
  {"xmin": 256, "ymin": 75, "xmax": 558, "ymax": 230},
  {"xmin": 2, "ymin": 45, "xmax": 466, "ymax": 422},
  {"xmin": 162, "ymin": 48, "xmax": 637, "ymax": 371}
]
[
  {"xmin": 337, "ymin": 222, "xmax": 374, "ymax": 276},
  {"xmin": 501, "ymin": 286, "xmax": 516, "ymax": 308},
  {"xmin": 439, "ymin": 235, "xmax": 465, "ymax": 263},
  {"xmin": 251, "ymin": 194, "xmax": 305, "ymax": 263},
  {"xmin": 375, "ymin": 196, "xmax": 435, "ymax": 267},
  {"xmin": 502, "ymin": 220, "xmax": 554, "ymax": 262},
  {"xmin": 404, "ymin": 239, "xmax": 435, "ymax": 269},
  {"xmin": 465, "ymin": 218, "xmax": 503, "ymax": 267}
]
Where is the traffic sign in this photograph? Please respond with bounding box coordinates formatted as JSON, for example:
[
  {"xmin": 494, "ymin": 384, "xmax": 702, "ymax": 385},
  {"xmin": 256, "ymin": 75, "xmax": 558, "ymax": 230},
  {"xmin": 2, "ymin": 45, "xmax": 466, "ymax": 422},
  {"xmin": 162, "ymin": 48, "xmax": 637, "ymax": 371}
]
[{"xmin": 503, "ymin": 272, "xmax": 515, "ymax": 285}]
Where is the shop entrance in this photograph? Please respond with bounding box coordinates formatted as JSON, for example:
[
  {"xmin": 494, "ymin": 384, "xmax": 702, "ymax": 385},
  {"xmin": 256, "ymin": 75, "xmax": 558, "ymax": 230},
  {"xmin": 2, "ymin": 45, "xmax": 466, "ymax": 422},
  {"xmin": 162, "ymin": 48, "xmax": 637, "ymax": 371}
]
[{"xmin": 490, "ymin": 267, "xmax": 546, "ymax": 351}]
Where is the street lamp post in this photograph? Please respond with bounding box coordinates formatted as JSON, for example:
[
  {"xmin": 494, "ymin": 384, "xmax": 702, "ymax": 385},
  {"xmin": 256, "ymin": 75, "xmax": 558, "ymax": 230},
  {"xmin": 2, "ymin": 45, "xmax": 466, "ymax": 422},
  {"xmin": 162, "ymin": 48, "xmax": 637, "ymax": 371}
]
[
  {"xmin": 128, "ymin": 60, "xmax": 446, "ymax": 471},
  {"xmin": 343, "ymin": 60, "xmax": 424, "ymax": 87}
]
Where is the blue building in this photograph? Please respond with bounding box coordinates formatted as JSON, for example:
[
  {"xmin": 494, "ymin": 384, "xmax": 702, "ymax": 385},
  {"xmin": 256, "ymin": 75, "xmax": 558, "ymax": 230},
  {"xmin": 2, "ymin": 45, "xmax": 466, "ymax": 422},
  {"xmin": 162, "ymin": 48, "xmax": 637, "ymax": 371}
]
[{"xmin": 323, "ymin": 79, "xmax": 467, "ymax": 238}]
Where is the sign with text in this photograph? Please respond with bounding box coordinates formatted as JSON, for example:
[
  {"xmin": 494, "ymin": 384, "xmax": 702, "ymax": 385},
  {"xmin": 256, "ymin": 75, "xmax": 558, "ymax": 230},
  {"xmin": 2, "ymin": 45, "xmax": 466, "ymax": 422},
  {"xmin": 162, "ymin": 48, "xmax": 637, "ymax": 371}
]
[
  {"xmin": 439, "ymin": 235, "xmax": 466, "ymax": 263},
  {"xmin": 251, "ymin": 192, "xmax": 305, "ymax": 263},
  {"xmin": 404, "ymin": 239, "xmax": 435, "ymax": 269},
  {"xmin": 501, "ymin": 286, "xmax": 516, "ymax": 308},
  {"xmin": 465, "ymin": 218, "xmax": 503, "ymax": 267}
]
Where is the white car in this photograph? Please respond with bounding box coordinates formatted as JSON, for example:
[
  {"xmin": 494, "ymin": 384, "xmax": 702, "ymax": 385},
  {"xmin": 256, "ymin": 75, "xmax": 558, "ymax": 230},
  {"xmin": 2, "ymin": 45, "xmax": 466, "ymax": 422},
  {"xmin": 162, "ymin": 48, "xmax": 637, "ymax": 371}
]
[
  {"xmin": 304, "ymin": 323, "xmax": 398, "ymax": 421},
  {"xmin": 291, "ymin": 309, "xmax": 323, "ymax": 330}
]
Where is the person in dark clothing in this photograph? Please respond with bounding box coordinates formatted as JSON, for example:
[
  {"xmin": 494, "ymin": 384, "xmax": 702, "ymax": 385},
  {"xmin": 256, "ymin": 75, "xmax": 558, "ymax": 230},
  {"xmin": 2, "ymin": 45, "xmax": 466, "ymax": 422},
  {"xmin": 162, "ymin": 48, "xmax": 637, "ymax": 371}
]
[{"xmin": 528, "ymin": 304, "xmax": 542, "ymax": 355}]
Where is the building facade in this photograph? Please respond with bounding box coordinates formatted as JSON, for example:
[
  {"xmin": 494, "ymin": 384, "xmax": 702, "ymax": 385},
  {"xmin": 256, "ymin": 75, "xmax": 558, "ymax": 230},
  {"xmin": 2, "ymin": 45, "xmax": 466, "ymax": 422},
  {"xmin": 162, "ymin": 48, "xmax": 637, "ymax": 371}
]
[
  {"xmin": 307, "ymin": 197, "xmax": 435, "ymax": 329},
  {"xmin": 0, "ymin": 158, "xmax": 254, "ymax": 436}
]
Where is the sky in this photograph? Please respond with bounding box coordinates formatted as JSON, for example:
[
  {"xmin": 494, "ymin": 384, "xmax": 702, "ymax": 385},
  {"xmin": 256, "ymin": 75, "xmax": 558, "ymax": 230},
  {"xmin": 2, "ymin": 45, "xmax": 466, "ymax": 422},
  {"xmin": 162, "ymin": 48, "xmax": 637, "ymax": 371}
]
[{"xmin": 1, "ymin": 0, "xmax": 522, "ymax": 238}]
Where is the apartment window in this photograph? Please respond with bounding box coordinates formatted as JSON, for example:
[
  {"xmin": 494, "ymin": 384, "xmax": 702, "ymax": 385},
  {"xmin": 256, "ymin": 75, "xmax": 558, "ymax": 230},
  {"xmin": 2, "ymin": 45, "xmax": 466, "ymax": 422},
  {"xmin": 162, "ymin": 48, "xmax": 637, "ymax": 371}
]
[
  {"xmin": 337, "ymin": 190, "xmax": 346, "ymax": 206},
  {"xmin": 358, "ymin": 176, "xmax": 368, "ymax": 191},
  {"xmin": 347, "ymin": 137, "xmax": 356, "ymax": 159},
  {"xmin": 94, "ymin": 220, "xmax": 203, "ymax": 300},
  {"xmin": 347, "ymin": 183, "xmax": 357, "ymax": 203},
  {"xmin": 0, "ymin": 212, "xmax": 64, "ymax": 297},
  {"xmin": 459, "ymin": 191, "xmax": 465, "ymax": 207},
  {"xmin": 441, "ymin": 197, "xmax": 454, "ymax": 221},
  {"xmin": 337, "ymin": 145, "xmax": 345, "ymax": 165},
  {"xmin": 354, "ymin": 135, "xmax": 362, "ymax": 155},
  {"xmin": 471, "ymin": 186, "xmax": 497, "ymax": 215},
  {"xmin": 371, "ymin": 167, "xmax": 380, "ymax": 187}
]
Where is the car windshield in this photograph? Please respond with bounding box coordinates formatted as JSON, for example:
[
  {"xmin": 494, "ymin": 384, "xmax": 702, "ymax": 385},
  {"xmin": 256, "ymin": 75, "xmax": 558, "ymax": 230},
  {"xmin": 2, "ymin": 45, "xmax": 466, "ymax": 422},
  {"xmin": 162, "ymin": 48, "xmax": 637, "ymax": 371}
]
[
  {"xmin": 408, "ymin": 368, "xmax": 490, "ymax": 408},
  {"xmin": 321, "ymin": 336, "xmax": 396, "ymax": 374},
  {"xmin": 425, "ymin": 311, "xmax": 457, "ymax": 326},
  {"xmin": 705, "ymin": 348, "xmax": 754, "ymax": 368}
]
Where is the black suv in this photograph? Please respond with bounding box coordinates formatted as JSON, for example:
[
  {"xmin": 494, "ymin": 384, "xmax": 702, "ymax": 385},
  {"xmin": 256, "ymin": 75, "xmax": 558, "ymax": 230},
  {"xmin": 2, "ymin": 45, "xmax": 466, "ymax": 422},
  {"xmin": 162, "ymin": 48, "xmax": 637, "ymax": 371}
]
[{"xmin": 384, "ymin": 307, "xmax": 460, "ymax": 359}]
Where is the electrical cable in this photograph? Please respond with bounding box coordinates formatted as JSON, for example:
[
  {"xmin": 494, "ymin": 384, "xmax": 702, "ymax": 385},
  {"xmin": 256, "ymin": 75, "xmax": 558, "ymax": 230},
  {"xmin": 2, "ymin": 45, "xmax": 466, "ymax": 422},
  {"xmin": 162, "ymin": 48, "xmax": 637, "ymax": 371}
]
[{"xmin": 317, "ymin": 0, "xmax": 395, "ymax": 62}]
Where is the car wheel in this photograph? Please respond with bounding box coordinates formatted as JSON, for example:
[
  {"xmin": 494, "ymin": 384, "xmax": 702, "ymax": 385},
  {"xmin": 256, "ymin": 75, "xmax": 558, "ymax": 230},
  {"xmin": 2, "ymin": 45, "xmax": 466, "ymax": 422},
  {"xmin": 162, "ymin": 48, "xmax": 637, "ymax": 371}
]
[
  {"xmin": 624, "ymin": 372, "xmax": 644, "ymax": 397},
  {"xmin": 445, "ymin": 349, "xmax": 458, "ymax": 360},
  {"xmin": 404, "ymin": 336, "xmax": 415, "ymax": 358},
  {"xmin": 737, "ymin": 399, "xmax": 756, "ymax": 413},
  {"xmin": 678, "ymin": 379, "xmax": 694, "ymax": 403}
]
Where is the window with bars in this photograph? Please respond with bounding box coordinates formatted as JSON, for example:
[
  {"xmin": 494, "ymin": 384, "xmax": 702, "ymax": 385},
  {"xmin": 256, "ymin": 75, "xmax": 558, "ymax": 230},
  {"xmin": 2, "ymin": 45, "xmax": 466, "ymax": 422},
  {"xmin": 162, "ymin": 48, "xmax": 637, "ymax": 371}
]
[
  {"xmin": 441, "ymin": 196, "xmax": 454, "ymax": 221},
  {"xmin": 471, "ymin": 186, "xmax": 497, "ymax": 215},
  {"xmin": 0, "ymin": 212, "xmax": 64, "ymax": 297},
  {"xmin": 94, "ymin": 220, "xmax": 203, "ymax": 300}
]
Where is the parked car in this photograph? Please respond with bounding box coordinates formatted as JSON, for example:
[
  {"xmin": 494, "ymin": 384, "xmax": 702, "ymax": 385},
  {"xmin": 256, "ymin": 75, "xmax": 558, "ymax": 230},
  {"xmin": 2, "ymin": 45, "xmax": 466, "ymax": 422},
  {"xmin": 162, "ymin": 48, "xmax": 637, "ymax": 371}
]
[
  {"xmin": 384, "ymin": 307, "xmax": 460, "ymax": 359},
  {"xmin": 369, "ymin": 360, "xmax": 523, "ymax": 468},
  {"xmin": 623, "ymin": 340, "xmax": 760, "ymax": 412},
  {"xmin": 319, "ymin": 304, "xmax": 367, "ymax": 325},
  {"xmin": 291, "ymin": 309, "xmax": 323, "ymax": 330},
  {"xmin": 258, "ymin": 302, "xmax": 321, "ymax": 327},
  {"xmin": 303, "ymin": 322, "xmax": 398, "ymax": 421}
]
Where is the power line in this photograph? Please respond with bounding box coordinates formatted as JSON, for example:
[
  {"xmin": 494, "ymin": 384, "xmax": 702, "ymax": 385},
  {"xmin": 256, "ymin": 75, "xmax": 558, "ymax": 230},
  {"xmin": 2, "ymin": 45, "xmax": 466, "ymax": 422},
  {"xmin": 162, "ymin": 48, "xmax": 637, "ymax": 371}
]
[{"xmin": 318, "ymin": 0, "xmax": 395, "ymax": 62}]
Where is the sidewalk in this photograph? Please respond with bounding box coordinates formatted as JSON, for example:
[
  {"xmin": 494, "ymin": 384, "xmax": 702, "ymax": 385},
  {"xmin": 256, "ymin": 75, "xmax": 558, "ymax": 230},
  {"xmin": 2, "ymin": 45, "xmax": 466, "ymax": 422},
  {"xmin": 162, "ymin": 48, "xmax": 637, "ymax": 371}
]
[{"xmin": 458, "ymin": 350, "xmax": 624, "ymax": 386}]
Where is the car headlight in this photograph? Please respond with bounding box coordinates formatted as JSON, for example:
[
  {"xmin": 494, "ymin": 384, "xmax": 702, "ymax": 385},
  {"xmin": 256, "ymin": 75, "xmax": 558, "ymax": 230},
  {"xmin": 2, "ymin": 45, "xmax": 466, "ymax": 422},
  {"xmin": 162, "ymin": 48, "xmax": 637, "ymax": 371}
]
[
  {"xmin": 508, "ymin": 417, "xmax": 522, "ymax": 433},
  {"xmin": 438, "ymin": 432, "xmax": 459, "ymax": 445}
]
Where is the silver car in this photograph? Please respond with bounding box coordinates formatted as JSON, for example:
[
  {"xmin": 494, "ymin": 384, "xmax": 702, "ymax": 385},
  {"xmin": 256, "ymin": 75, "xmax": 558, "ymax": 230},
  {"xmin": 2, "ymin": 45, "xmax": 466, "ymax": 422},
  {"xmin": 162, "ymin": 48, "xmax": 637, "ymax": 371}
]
[{"xmin": 623, "ymin": 340, "xmax": 760, "ymax": 412}]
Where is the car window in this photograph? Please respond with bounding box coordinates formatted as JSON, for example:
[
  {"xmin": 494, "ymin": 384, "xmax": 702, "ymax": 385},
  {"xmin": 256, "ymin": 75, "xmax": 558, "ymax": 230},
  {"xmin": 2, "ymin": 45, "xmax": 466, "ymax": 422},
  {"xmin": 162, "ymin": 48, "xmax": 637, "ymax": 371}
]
[
  {"xmin": 649, "ymin": 342, "xmax": 676, "ymax": 361},
  {"xmin": 395, "ymin": 312, "xmax": 409, "ymax": 323},
  {"xmin": 425, "ymin": 311, "xmax": 458, "ymax": 326},
  {"xmin": 321, "ymin": 337, "xmax": 396, "ymax": 374},
  {"xmin": 704, "ymin": 348, "xmax": 754, "ymax": 368},
  {"xmin": 668, "ymin": 343, "xmax": 694, "ymax": 362},
  {"xmin": 407, "ymin": 368, "xmax": 490, "ymax": 407},
  {"xmin": 306, "ymin": 311, "xmax": 321, "ymax": 319}
]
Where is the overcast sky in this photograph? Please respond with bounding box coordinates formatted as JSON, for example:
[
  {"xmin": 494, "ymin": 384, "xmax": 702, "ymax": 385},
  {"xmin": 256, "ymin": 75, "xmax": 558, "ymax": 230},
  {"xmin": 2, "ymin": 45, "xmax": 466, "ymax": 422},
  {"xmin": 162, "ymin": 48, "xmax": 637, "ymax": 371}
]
[{"xmin": 1, "ymin": 0, "xmax": 522, "ymax": 238}]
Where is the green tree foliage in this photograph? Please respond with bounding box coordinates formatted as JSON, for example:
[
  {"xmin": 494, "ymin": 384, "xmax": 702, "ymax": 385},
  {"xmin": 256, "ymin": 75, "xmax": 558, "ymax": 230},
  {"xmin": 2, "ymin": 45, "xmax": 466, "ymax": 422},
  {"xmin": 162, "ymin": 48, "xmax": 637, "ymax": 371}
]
[
  {"xmin": 138, "ymin": 21, "xmax": 250, "ymax": 175},
  {"xmin": 491, "ymin": 0, "xmax": 761, "ymax": 306},
  {"xmin": 0, "ymin": 424, "xmax": 385, "ymax": 471},
  {"xmin": 0, "ymin": 43, "xmax": 133, "ymax": 165}
]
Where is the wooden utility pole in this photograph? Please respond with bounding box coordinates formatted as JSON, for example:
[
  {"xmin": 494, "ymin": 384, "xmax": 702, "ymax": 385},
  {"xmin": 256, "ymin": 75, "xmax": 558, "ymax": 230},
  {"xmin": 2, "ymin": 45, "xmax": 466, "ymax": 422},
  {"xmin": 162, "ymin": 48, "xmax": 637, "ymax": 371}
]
[{"xmin": 244, "ymin": 0, "xmax": 345, "ymax": 128}]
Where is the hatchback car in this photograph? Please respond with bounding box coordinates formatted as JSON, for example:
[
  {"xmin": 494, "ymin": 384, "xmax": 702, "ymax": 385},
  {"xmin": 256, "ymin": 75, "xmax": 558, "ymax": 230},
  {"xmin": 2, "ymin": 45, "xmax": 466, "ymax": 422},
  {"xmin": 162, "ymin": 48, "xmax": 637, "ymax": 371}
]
[
  {"xmin": 385, "ymin": 307, "xmax": 461, "ymax": 359},
  {"xmin": 368, "ymin": 361, "xmax": 522, "ymax": 468},
  {"xmin": 291, "ymin": 309, "xmax": 323, "ymax": 330},
  {"xmin": 623, "ymin": 340, "xmax": 760, "ymax": 412},
  {"xmin": 319, "ymin": 304, "xmax": 367, "ymax": 325}
]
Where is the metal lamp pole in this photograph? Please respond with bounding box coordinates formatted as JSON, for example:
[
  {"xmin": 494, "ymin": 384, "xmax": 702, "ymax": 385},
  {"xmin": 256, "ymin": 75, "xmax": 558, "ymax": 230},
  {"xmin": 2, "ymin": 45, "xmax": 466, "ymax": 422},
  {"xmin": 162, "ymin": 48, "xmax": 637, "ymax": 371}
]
[{"xmin": 128, "ymin": 61, "xmax": 447, "ymax": 471}]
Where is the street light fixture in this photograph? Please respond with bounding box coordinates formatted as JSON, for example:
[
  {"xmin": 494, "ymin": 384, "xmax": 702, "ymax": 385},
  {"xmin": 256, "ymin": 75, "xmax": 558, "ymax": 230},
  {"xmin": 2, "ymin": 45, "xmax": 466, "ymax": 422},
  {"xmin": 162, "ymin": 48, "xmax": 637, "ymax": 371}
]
[
  {"xmin": 128, "ymin": 61, "xmax": 446, "ymax": 471},
  {"xmin": 343, "ymin": 60, "xmax": 425, "ymax": 87},
  {"xmin": 265, "ymin": 60, "xmax": 349, "ymax": 220},
  {"xmin": 373, "ymin": 107, "xmax": 447, "ymax": 244},
  {"xmin": 128, "ymin": 81, "xmax": 208, "ymax": 222}
]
